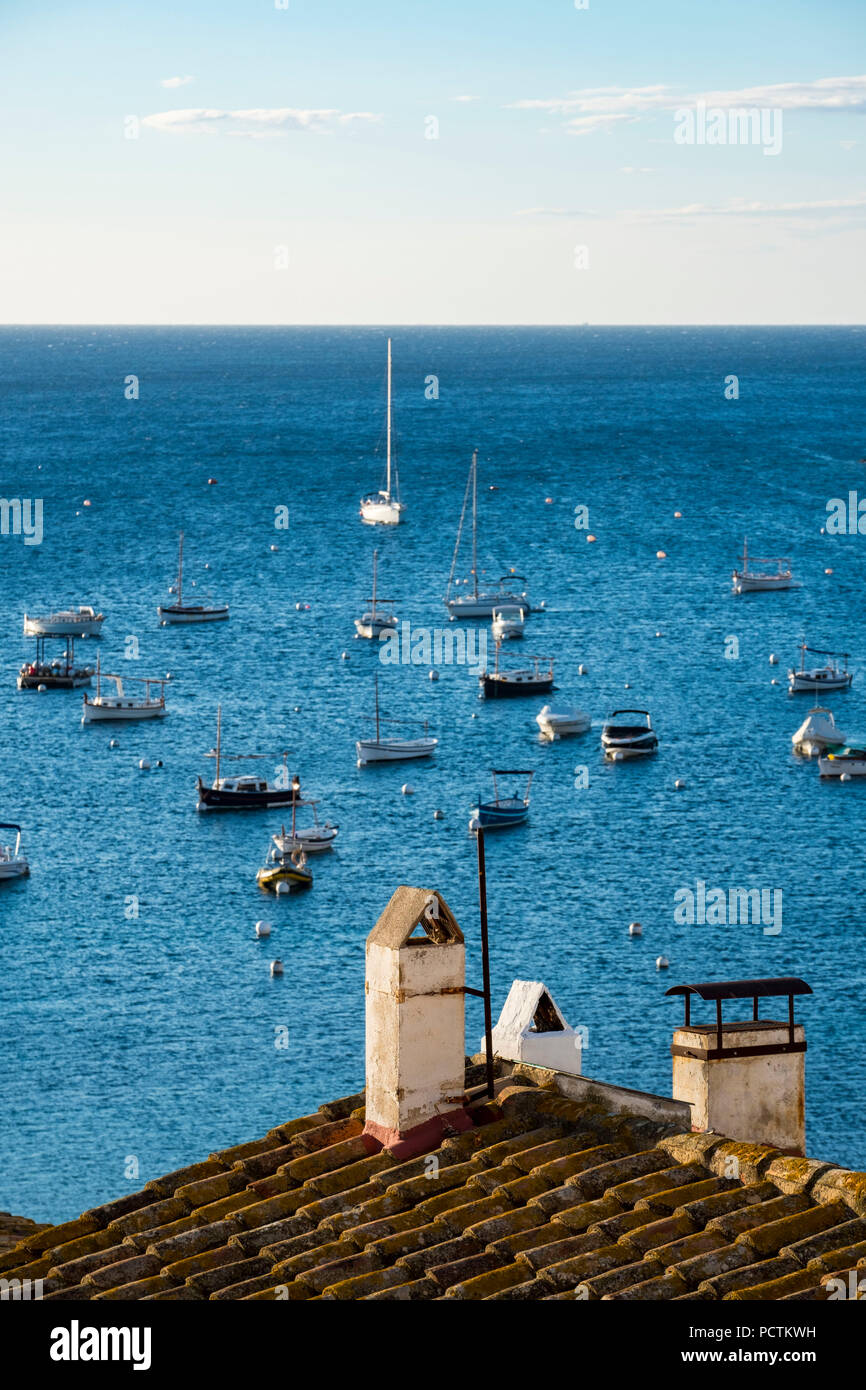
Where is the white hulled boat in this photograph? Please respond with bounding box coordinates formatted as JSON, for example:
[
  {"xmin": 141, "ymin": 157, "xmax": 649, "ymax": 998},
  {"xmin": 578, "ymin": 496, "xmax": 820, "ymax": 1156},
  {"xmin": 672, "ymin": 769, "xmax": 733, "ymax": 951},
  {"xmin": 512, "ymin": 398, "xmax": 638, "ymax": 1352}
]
[
  {"xmin": 601, "ymin": 710, "xmax": 659, "ymax": 760},
  {"xmin": 444, "ymin": 450, "xmax": 531, "ymax": 619},
  {"xmin": 818, "ymin": 744, "xmax": 866, "ymax": 777},
  {"xmin": 788, "ymin": 643, "xmax": 852, "ymax": 694},
  {"xmin": 360, "ymin": 339, "xmax": 405, "ymax": 525},
  {"xmin": 491, "ymin": 605, "xmax": 526, "ymax": 641},
  {"xmin": 792, "ymin": 707, "xmax": 845, "ymax": 757},
  {"xmin": 356, "ymin": 675, "xmax": 437, "ymax": 765},
  {"xmin": 732, "ymin": 539, "xmax": 794, "ymax": 594},
  {"xmin": 158, "ymin": 533, "xmax": 229, "ymax": 624},
  {"xmin": 0, "ymin": 824, "xmax": 29, "ymax": 879},
  {"xmin": 23, "ymin": 605, "xmax": 104, "ymax": 638},
  {"xmin": 82, "ymin": 657, "xmax": 168, "ymax": 722},
  {"xmin": 536, "ymin": 704, "xmax": 591, "ymax": 740},
  {"xmin": 271, "ymin": 800, "xmax": 339, "ymax": 855},
  {"xmin": 354, "ymin": 548, "xmax": 398, "ymax": 639}
]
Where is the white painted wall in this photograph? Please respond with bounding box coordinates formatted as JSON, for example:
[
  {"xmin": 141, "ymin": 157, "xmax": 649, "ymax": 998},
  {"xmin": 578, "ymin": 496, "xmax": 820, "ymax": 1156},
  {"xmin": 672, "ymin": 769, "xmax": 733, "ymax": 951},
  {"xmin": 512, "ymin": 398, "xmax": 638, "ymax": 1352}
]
[{"xmin": 672, "ymin": 1023, "xmax": 806, "ymax": 1153}]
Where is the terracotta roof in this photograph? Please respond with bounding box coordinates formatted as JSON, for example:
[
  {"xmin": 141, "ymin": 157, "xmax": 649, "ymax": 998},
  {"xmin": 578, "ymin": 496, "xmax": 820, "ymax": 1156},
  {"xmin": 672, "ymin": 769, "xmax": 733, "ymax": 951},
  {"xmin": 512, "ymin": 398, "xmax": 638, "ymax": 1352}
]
[{"xmin": 3, "ymin": 1062, "xmax": 865, "ymax": 1302}]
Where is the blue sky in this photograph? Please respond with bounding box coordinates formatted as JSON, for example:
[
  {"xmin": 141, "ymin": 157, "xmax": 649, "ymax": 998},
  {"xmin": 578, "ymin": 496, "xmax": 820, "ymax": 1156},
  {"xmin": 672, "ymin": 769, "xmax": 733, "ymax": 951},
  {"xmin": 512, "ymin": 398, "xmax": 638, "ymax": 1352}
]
[{"xmin": 1, "ymin": 0, "xmax": 864, "ymax": 322}]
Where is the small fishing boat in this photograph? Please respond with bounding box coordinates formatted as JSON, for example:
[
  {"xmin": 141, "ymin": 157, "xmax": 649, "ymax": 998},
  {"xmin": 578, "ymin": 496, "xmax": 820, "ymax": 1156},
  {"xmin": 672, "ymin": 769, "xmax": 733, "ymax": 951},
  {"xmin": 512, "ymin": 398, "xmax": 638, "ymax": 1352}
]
[
  {"xmin": 444, "ymin": 450, "xmax": 531, "ymax": 619},
  {"xmin": 356, "ymin": 675, "xmax": 437, "ymax": 765},
  {"xmin": 82, "ymin": 657, "xmax": 168, "ymax": 722},
  {"xmin": 491, "ymin": 605, "xmax": 526, "ymax": 641},
  {"xmin": 360, "ymin": 338, "xmax": 405, "ymax": 525},
  {"xmin": 792, "ymin": 707, "xmax": 845, "ymax": 757},
  {"xmin": 158, "ymin": 532, "xmax": 229, "ymax": 624},
  {"xmin": 818, "ymin": 744, "xmax": 866, "ymax": 777},
  {"xmin": 470, "ymin": 770, "xmax": 533, "ymax": 829},
  {"xmin": 788, "ymin": 643, "xmax": 852, "ymax": 693},
  {"xmin": 536, "ymin": 704, "xmax": 591, "ymax": 740},
  {"xmin": 732, "ymin": 539, "xmax": 794, "ymax": 594},
  {"xmin": 354, "ymin": 548, "xmax": 398, "ymax": 639},
  {"xmin": 196, "ymin": 706, "xmax": 301, "ymax": 810},
  {"xmin": 17, "ymin": 636, "xmax": 94, "ymax": 689},
  {"xmin": 271, "ymin": 800, "xmax": 339, "ymax": 854},
  {"xmin": 478, "ymin": 642, "xmax": 554, "ymax": 699},
  {"xmin": 0, "ymin": 824, "xmax": 29, "ymax": 879},
  {"xmin": 601, "ymin": 709, "xmax": 658, "ymax": 760},
  {"xmin": 23, "ymin": 605, "xmax": 105, "ymax": 638},
  {"xmin": 257, "ymin": 845, "xmax": 313, "ymax": 893}
]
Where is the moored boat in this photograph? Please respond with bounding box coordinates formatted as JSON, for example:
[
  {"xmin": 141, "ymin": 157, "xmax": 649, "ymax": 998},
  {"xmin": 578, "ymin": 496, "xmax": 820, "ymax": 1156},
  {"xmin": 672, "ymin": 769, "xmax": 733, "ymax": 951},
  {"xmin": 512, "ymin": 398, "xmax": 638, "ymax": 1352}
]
[
  {"xmin": 356, "ymin": 675, "xmax": 437, "ymax": 765},
  {"xmin": 788, "ymin": 643, "xmax": 852, "ymax": 694},
  {"xmin": 17, "ymin": 636, "xmax": 94, "ymax": 689},
  {"xmin": 444, "ymin": 450, "xmax": 531, "ymax": 619},
  {"xmin": 732, "ymin": 539, "xmax": 794, "ymax": 594},
  {"xmin": 196, "ymin": 706, "xmax": 300, "ymax": 810},
  {"xmin": 23, "ymin": 605, "xmax": 104, "ymax": 638},
  {"xmin": 792, "ymin": 707, "xmax": 845, "ymax": 757},
  {"xmin": 470, "ymin": 770, "xmax": 533, "ymax": 829},
  {"xmin": 82, "ymin": 657, "xmax": 168, "ymax": 722},
  {"xmin": 0, "ymin": 824, "xmax": 29, "ymax": 879},
  {"xmin": 360, "ymin": 339, "xmax": 405, "ymax": 525},
  {"xmin": 818, "ymin": 744, "xmax": 866, "ymax": 777},
  {"xmin": 491, "ymin": 605, "xmax": 526, "ymax": 641},
  {"xmin": 601, "ymin": 709, "xmax": 658, "ymax": 760},
  {"xmin": 271, "ymin": 800, "xmax": 339, "ymax": 855},
  {"xmin": 536, "ymin": 704, "xmax": 591, "ymax": 740},
  {"xmin": 354, "ymin": 548, "xmax": 398, "ymax": 639},
  {"xmin": 257, "ymin": 846, "xmax": 313, "ymax": 893},
  {"xmin": 158, "ymin": 532, "xmax": 229, "ymax": 624},
  {"xmin": 478, "ymin": 642, "xmax": 553, "ymax": 699}
]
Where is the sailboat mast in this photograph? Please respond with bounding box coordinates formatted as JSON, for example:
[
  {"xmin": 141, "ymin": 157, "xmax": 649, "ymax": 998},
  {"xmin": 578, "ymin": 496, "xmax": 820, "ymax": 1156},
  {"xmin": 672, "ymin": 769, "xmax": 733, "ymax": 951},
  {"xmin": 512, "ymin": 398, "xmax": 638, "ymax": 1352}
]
[
  {"xmin": 96, "ymin": 650, "xmax": 101, "ymax": 699},
  {"xmin": 385, "ymin": 339, "xmax": 392, "ymax": 501},
  {"xmin": 472, "ymin": 449, "xmax": 479, "ymax": 600},
  {"xmin": 215, "ymin": 704, "xmax": 222, "ymax": 784},
  {"xmin": 374, "ymin": 674, "xmax": 380, "ymax": 744},
  {"xmin": 371, "ymin": 548, "xmax": 378, "ymax": 618},
  {"xmin": 178, "ymin": 532, "xmax": 184, "ymax": 606},
  {"xmin": 445, "ymin": 455, "xmax": 473, "ymax": 603}
]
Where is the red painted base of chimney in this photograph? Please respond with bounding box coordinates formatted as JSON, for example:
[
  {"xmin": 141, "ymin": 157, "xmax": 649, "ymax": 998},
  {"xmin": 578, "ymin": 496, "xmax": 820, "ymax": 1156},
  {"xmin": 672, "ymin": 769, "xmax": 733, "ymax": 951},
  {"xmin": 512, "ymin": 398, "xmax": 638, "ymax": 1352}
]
[{"xmin": 362, "ymin": 1106, "xmax": 474, "ymax": 1159}]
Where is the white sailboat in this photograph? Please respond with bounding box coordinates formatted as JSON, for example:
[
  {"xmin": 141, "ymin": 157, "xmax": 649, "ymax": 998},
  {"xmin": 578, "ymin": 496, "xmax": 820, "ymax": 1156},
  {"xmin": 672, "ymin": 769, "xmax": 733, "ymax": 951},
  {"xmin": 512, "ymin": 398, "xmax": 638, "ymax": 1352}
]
[
  {"xmin": 444, "ymin": 450, "xmax": 530, "ymax": 619},
  {"xmin": 360, "ymin": 339, "xmax": 405, "ymax": 525},
  {"xmin": 356, "ymin": 675, "xmax": 437, "ymax": 765},
  {"xmin": 271, "ymin": 801, "xmax": 339, "ymax": 855},
  {"xmin": 82, "ymin": 655, "xmax": 168, "ymax": 722},
  {"xmin": 0, "ymin": 824, "xmax": 29, "ymax": 879},
  {"xmin": 788, "ymin": 643, "xmax": 852, "ymax": 693},
  {"xmin": 732, "ymin": 539, "xmax": 794, "ymax": 594},
  {"xmin": 354, "ymin": 548, "xmax": 398, "ymax": 639},
  {"xmin": 158, "ymin": 532, "xmax": 229, "ymax": 624}
]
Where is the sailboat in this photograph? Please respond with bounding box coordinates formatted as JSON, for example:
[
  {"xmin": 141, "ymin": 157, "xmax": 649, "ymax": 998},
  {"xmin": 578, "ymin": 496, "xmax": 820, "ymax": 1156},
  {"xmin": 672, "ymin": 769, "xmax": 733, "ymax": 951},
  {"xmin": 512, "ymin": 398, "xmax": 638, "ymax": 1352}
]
[
  {"xmin": 731, "ymin": 539, "xmax": 794, "ymax": 594},
  {"xmin": 196, "ymin": 706, "xmax": 301, "ymax": 810},
  {"xmin": 354, "ymin": 548, "xmax": 398, "ymax": 639},
  {"xmin": 271, "ymin": 801, "xmax": 339, "ymax": 854},
  {"xmin": 158, "ymin": 532, "xmax": 229, "ymax": 624},
  {"xmin": 82, "ymin": 654, "xmax": 168, "ymax": 722},
  {"xmin": 444, "ymin": 450, "xmax": 530, "ymax": 619},
  {"xmin": 360, "ymin": 339, "xmax": 405, "ymax": 525},
  {"xmin": 356, "ymin": 675, "xmax": 438, "ymax": 765},
  {"xmin": 478, "ymin": 641, "xmax": 554, "ymax": 699},
  {"xmin": 787, "ymin": 643, "xmax": 852, "ymax": 694}
]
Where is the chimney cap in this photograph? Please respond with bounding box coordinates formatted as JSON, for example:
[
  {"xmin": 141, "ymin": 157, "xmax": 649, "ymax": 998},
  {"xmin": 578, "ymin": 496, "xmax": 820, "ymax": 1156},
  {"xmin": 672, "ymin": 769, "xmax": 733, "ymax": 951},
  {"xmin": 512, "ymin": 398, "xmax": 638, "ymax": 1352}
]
[
  {"xmin": 367, "ymin": 885, "xmax": 463, "ymax": 949},
  {"xmin": 665, "ymin": 977, "xmax": 812, "ymax": 1002}
]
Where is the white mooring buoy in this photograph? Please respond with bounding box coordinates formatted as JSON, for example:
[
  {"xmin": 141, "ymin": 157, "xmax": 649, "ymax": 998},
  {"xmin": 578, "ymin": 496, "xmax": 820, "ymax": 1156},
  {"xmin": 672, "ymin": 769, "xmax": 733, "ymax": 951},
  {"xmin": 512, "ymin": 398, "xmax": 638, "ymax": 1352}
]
[
  {"xmin": 769, "ymin": 654, "xmax": 778, "ymax": 665},
  {"xmin": 255, "ymin": 920, "xmax": 272, "ymax": 938},
  {"xmin": 674, "ymin": 779, "xmax": 686, "ymax": 790},
  {"xmin": 628, "ymin": 921, "xmax": 642, "ymax": 937},
  {"xmin": 401, "ymin": 784, "xmax": 414, "ymax": 796},
  {"xmin": 138, "ymin": 758, "xmax": 151, "ymax": 770},
  {"xmin": 429, "ymin": 669, "xmax": 440, "ymax": 681},
  {"xmin": 270, "ymin": 959, "xmax": 284, "ymax": 976},
  {"xmin": 433, "ymin": 809, "xmax": 444, "ymax": 820},
  {"xmin": 656, "ymin": 955, "xmax": 670, "ymax": 970}
]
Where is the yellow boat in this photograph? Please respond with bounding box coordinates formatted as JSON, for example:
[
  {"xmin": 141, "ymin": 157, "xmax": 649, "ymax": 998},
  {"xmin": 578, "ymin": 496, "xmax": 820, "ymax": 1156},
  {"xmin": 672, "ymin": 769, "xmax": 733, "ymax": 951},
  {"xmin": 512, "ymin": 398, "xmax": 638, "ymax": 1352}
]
[{"xmin": 256, "ymin": 846, "xmax": 313, "ymax": 893}]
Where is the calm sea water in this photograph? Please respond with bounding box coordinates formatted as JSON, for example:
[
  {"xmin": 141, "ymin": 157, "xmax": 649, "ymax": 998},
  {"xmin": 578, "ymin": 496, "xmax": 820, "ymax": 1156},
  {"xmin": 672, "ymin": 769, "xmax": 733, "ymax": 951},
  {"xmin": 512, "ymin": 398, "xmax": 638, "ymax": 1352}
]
[{"xmin": 1, "ymin": 326, "xmax": 864, "ymax": 1222}]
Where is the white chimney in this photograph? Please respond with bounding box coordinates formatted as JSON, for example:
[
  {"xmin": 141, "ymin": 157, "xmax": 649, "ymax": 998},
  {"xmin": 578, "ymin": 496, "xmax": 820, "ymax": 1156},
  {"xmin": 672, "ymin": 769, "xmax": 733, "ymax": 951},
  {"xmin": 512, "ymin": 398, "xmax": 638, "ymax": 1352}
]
[
  {"xmin": 667, "ymin": 978, "xmax": 811, "ymax": 1154},
  {"xmin": 483, "ymin": 980, "xmax": 581, "ymax": 1075},
  {"xmin": 363, "ymin": 885, "xmax": 472, "ymax": 1158}
]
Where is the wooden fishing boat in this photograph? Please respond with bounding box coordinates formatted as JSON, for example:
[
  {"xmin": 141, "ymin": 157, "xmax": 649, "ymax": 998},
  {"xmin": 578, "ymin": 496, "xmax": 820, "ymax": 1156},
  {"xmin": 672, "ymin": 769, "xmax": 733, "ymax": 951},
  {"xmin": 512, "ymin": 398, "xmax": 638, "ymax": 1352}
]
[
  {"xmin": 196, "ymin": 706, "xmax": 301, "ymax": 810},
  {"xmin": 470, "ymin": 770, "xmax": 533, "ymax": 829}
]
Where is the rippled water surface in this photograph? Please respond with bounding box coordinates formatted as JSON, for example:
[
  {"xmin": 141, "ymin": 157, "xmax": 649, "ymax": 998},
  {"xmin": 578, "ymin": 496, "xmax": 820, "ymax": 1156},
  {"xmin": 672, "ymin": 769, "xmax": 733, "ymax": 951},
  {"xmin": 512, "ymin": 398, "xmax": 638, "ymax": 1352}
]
[{"xmin": 1, "ymin": 326, "xmax": 864, "ymax": 1221}]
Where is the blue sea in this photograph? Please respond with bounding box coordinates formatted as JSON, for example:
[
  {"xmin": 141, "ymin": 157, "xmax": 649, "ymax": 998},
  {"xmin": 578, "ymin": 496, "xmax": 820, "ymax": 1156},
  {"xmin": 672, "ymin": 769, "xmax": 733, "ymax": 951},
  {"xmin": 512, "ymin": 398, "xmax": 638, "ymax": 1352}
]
[{"xmin": 1, "ymin": 326, "xmax": 864, "ymax": 1224}]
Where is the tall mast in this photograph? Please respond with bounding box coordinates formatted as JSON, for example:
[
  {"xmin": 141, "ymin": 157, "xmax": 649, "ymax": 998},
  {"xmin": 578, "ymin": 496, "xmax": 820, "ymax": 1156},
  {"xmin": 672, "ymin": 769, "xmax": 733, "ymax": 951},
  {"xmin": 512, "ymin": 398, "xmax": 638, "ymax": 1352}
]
[
  {"xmin": 177, "ymin": 532, "xmax": 184, "ymax": 606},
  {"xmin": 445, "ymin": 454, "xmax": 474, "ymax": 603},
  {"xmin": 96, "ymin": 650, "xmax": 101, "ymax": 699},
  {"xmin": 374, "ymin": 673, "xmax": 380, "ymax": 744},
  {"xmin": 471, "ymin": 449, "xmax": 479, "ymax": 600},
  {"xmin": 215, "ymin": 704, "xmax": 221, "ymax": 784},
  {"xmin": 385, "ymin": 339, "xmax": 392, "ymax": 501},
  {"xmin": 371, "ymin": 548, "xmax": 378, "ymax": 618}
]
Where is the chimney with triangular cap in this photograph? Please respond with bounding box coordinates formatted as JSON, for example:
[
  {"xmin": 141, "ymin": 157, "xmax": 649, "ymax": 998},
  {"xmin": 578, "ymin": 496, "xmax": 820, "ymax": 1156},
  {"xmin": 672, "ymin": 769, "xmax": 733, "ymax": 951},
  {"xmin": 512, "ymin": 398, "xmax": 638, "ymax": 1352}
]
[{"xmin": 363, "ymin": 885, "xmax": 473, "ymax": 1158}]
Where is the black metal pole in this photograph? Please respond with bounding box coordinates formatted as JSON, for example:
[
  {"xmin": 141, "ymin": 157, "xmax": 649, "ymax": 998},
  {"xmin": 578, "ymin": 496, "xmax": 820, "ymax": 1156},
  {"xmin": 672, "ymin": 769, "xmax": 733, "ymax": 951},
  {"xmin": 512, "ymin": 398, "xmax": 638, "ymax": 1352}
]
[{"xmin": 476, "ymin": 826, "xmax": 495, "ymax": 1100}]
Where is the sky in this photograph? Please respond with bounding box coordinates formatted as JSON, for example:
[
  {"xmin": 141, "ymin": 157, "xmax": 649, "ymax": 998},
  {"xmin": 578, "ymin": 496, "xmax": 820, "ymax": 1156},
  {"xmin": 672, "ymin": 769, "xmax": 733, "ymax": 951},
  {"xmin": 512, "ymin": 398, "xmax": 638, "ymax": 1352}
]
[{"xmin": 0, "ymin": 0, "xmax": 864, "ymax": 323}]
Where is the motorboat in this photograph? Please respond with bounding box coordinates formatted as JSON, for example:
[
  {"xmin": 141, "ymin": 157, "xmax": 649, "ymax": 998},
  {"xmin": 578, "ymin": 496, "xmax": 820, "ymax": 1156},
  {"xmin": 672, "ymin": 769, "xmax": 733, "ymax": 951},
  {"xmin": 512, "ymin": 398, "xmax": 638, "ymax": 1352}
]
[
  {"xmin": 818, "ymin": 744, "xmax": 866, "ymax": 777},
  {"xmin": 158, "ymin": 532, "xmax": 229, "ymax": 624},
  {"xmin": 732, "ymin": 539, "xmax": 794, "ymax": 594},
  {"xmin": 196, "ymin": 706, "xmax": 301, "ymax": 810},
  {"xmin": 601, "ymin": 709, "xmax": 658, "ymax": 760},
  {"xmin": 271, "ymin": 801, "xmax": 339, "ymax": 855},
  {"xmin": 17, "ymin": 636, "xmax": 94, "ymax": 689},
  {"xmin": 360, "ymin": 338, "xmax": 405, "ymax": 525},
  {"xmin": 0, "ymin": 824, "xmax": 29, "ymax": 879},
  {"xmin": 788, "ymin": 643, "xmax": 852, "ymax": 693},
  {"xmin": 536, "ymin": 704, "xmax": 591, "ymax": 740},
  {"xmin": 354, "ymin": 548, "xmax": 398, "ymax": 639},
  {"xmin": 356, "ymin": 674, "xmax": 437, "ymax": 765},
  {"xmin": 444, "ymin": 450, "xmax": 531, "ymax": 619},
  {"xmin": 82, "ymin": 657, "xmax": 168, "ymax": 722},
  {"xmin": 491, "ymin": 605, "xmax": 526, "ymax": 641},
  {"xmin": 23, "ymin": 605, "xmax": 104, "ymax": 638},
  {"xmin": 792, "ymin": 707, "xmax": 845, "ymax": 757},
  {"xmin": 470, "ymin": 770, "xmax": 533, "ymax": 829},
  {"xmin": 257, "ymin": 846, "xmax": 313, "ymax": 893},
  {"xmin": 478, "ymin": 642, "xmax": 554, "ymax": 699}
]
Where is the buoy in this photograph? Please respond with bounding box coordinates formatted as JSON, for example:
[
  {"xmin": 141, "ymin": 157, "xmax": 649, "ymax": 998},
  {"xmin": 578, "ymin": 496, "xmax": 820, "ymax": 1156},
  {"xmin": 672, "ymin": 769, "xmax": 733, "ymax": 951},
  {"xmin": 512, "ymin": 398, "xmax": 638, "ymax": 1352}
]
[
  {"xmin": 545, "ymin": 497, "xmax": 554, "ymax": 504},
  {"xmin": 673, "ymin": 511, "xmax": 682, "ymax": 518},
  {"xmin": 586, "ymin": 534, "xmax": 597, "ymax": 543},
  {"xmin": 468, "ymin": 816, "xmax": 480, "ymax": 833},
  {"xmin": 656, "ymin": 955, "xmax": 670, "ymax": 970},
  {"xmin": 840, "ymin": 773, "xmax": 852, "ymax": 782},
  {"xmin": 674, "ymin": 779, "xmax": 685, "ymax": 790},
  {"xmin": 295, "ymin": 602, "xmax": 304, "ymax": 610},
  {"xmin": 820, "ymin": 527, "xmax": 826, "ymax": 535},
  {"xmin": 655, "ymin": 631, "xmax": 662, "ymax": 638},
  {"xmin": 341, "ymin": 651, "xmax": 349, "ymax": 660},
  {"xmin": 771, "ymin": 678, "xmax": 779, "ymax": 686},
  {"xmin": 656, "ymin": 550, "xmax": 667, "ymax": 559},
  {"xmin": 270, "ymin": 544, "xmax": 278, "ymax": 552},
  {"xmin": 624, "ymin": 682, "xmax": 630, "ymax": 689},
  {"xmin": 275, "ymin": 881, "xmax": 290, "ymax": 895},
  {"xmin": 470, "ymin": 711, "xmax": 478, "ymax": 719},
  {"xmin": 204, "ymin": 563, "xmax": 210, "ymax": 570},
  {"xmin": 433, "ymin": 809, "xmax": 444, "ymax": 820},
  {"xmin": 578, "ymin": 663, "xmax": 587, "ymax": 675},
  {"xmin": 109, "ymin": 738, "xmax": 119, "ymax": 749},
  {"xmin": 401, "ymin": 784, "xmax": 414, "ymax": 796},
  {"xmin": 429, "ymin": 669, "xmax": 439, "ymax": 681},
  {"xmin": 154, "ymin": 759, "xmax": 163, "ymax": 768},
  {"xmin": 255, "ymin": 920, "xmax": 272, "ymax": 938},
  {"xmin": 628, "ymin": 921, "xmax": 642, "ymax": 937},
  {"xmin": 83, "ymin": 499, "xmax": 91, "ymax": 507},
  {"xmin": 270, "ymin": 959, "xmax": 284, "ymax": 976},
  {"xmin": 139, "ymin": 758, "xmax": 151, "ymax": 770},
  {"xmin": 769, "ymin": 654, "xmax": 778, "ymax": 664},
  {"xmin": 37, "ymin": 683, "xmax": 47, "ymax": 692},
  {"xmin": 825, "ymin": 568, "xmax": 833, "ymax": 575},
  {"xmin": 293, "ymin": 705, "xmax": 301, "ymax": 713},
  {"xmin": 207, "ymin": 477, "xmax": 217, "ymax": 485}
]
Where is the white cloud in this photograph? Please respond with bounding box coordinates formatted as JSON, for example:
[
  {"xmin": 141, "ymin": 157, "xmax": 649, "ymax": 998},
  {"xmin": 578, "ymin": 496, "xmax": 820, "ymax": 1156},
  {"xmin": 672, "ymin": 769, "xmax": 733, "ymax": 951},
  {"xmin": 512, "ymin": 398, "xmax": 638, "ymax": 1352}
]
[
  {"xmin": 141, "ymin": 107, "xmax": 383, "ymax": 136},
  {"xmin": 626, "ymin": 194, "xmax": 866, "ymax": 222},
  {"xmin": 508, "ymin": 74, "xmax": 866, "ymax": 134},
  {"xmin": 451, "ymin": 95, "xmax": 480, "ymax": 103},
  {"xmin": 160, "ymin": 75, "xmax": 194, "ymax": 89}
]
